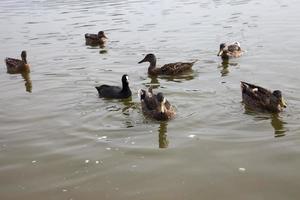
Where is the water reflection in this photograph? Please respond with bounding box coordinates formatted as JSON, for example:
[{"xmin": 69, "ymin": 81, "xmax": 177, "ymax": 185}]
[
  {"xmin": 99, "ymin": 49, "xmax": 108, "ymax": 54},
  {"xmin": 85, "ymin": 41, "xmax": 106, "ymax": 49},
  {"xmin": 158, "ymin": 70, "xmax": 196, "ymax": 82},
  {"xmin": 145, "ymin": 75, "xmax": 160, "ymax": 89},
  {"xmin": 158, "ymin": 121, "xmax": 169, "ymax": 148},
  {"xmin": 6, "ymin": 71, "xmax": 32, "ymax": 93},
  {"xmin": 244, "ymin": 109, "xmax": 287, "ymax": 137},
  {"xmin": 271, "ymin": 114, "xmax": 287, "ymax": 138},
  {"xmin": 121, "ymin": 97, "xmax": 134, "ymax": 115},
  {"xmin": 121, "ymin": 98, "xmax": 137, "ymax": 128},
  {"xmin": 218, "ymin": 59, "xmax": 238, "ymax": 77},
  {"xmin": 21, "ymin": 72, "xmax": 32, "ymax": 93}
]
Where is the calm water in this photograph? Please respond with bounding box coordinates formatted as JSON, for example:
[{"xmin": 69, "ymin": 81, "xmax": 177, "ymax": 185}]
[{"xmin": 1, "ymin": 0, "xmax": 300, "ymax": 199}]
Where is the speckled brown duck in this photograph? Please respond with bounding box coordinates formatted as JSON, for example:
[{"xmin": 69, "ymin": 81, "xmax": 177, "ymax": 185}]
[
  {"xmin": 85, "ymin": 31, "xmax": 107, "ymax": 46},
  {"xmin": 138, "ymin": 54, "xmax": 197, "ymax": 76},
  {"xmin": 138, "ymin": 88, "xmax": 176, "ymax": 120},
  {"xmin": 241, "ymin": 81, "xmax": 287, "ymax": 113},
  {"xmin": 5, "ymin": 50, "xmax": 30, "ymax": 74},
  {"xmin": 217, "ymin": 42, "xmax": 243, "ymax": 59}
]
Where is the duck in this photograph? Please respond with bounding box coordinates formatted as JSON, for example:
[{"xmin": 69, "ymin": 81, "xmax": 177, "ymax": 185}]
[
  {"xmin": 5, "ymin": 50, "xmax": 30, "ymax": 74},
  {"xmin": 85, "ymin": 31, "xmax": 107, "ymax": 46},
  {"xmin": 95, "ymin": 74, "xmax": 132, "ymax": 99},
  {"xmin": 138, "ymin": 88, "xmax": 176, "ymax": 120},
  {"xmin": 138, "ymin": 53, "xmax": 197, "ymax": 76},
  {"xmin": 217, "ymin": 42, "xmax": 243, "ymax": 59},
  {"xmin": 241, "ymin": 81, "xmax": 287, "ymax": 113}
]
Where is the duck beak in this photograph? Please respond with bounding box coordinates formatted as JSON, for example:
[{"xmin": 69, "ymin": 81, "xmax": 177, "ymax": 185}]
[
  {"xmin": 217, "ymin": 50, "xmax": 223, "ymax": 56},
  {"xmin": 160, "ymin": 103, "xmax": 165, "ymax": 114},
  {"xmin": 138, "ymin": 58, "xmax": 146, "ymax": 64},
  {"xmin": 280, "ymin": 97, "xmax": 287, "ymax": 108},
  {"xmin": 160, "ymin": 98, "xmax": 166, "ymax": 113}
]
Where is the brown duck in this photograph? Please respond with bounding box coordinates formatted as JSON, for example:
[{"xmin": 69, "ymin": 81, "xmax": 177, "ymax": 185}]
[
  {"xmin": 138, "ymin": 54, "xmax": 197, "ymax": 76},
  {"xmin": 85, "ymin": 31, "xmax": 107, "ymax": 46},
  {"xmin": 138, "ymin": 88, "xmax": 176, "ymax": 120},
  {"xmin": 217, "ymin": 42, "xmax": 243, "ymax": 59},
  {"xmin": 5, "ymin": 50, "xmax": 30, "ymax": 74},
  {"xmin": 241, "ymin": 81, "xmax": 287, "ymax": 113}
]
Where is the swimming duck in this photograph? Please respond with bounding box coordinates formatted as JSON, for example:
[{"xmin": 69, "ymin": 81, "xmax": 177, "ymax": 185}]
[
  {"xmin": 5, "ymin": 50, "xmax": 30, "ymax": 74},
  {"xmin": 138, "ymin": 54, "xmax": 197, "ymax": 76},
  {"xmin": 217, "ymin": 42, "xmax": 243, "ymax": 59},
  {"xmin": 85, "ymin": 31, "xmax": 107, "ymax": 46},
  {"xmin": 95, "ymin": 74, "xmax": 132, "ymax": 99},
  {"xmin": 138, "ymin": 88, "xmax": 176, "ymax": 120},
  {"xmin": 241, "ymin": 81, "xmax": 287, "ymax": 113}
]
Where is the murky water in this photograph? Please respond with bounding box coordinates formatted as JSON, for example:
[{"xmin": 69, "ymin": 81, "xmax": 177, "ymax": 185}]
[{"xmin": 1, "ymin": 0, "xmax": 300, "ymax": 199}]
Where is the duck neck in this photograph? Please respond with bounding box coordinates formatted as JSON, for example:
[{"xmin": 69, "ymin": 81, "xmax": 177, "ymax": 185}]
[
  {"xmin": 148, "ymin": 58, "xmax": 157, "ymax": 74},
  {"xmin": 122, "ymin": 82, "xmax": 129, "ymax": 92},
  {"xmin": 22, "ymin": 57, "xmax": 27, "ymax": 64}
]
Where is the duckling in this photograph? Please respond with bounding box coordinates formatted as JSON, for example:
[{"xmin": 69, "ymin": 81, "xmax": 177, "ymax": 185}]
[
  {"xmin": 241, "ymin": 81, "xmax": 287, "ymax": 113},
  {"xmin": 217, "ymin": 42, "xmax": 243, "ymax": 59},
  {"xmin": 138, "ymin": 88, "xmax": 176, "ymax": 120},
  {"xmin": 95, "ymin": 74, "xmax": 131, "ymax": 99},
  {"xmin": 5, "ymin": 50, "xmax": 30, "ymax": 74},
  {"xmin": 138, "ymin": 54, "xmax": 197, "ymax": 76},
  {"xmin": 85, "ymin": 31, "xmax": 107, "ymax": 46}
]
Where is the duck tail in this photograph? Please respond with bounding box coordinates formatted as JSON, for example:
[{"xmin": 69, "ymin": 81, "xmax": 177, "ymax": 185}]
[
  {"xmin": 241, "ymin": 81, "xmax": 253, "ymax": 93},
  {"xmin": 191, "ymin": 59, "xmax": 199, "ymax": 64}
]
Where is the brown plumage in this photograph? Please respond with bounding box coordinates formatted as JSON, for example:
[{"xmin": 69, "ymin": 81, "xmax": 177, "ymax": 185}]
[
  {"xmin": 5, "ymin": 50, "xmax": 30, "ymax": 74},
  {"xmin": 138, "ymin": 88, "xmax": 176, "ymax": 121},
  {"xmin": 85, "ymin": 31, "xmax": 107, "ymax": 46},
  {"xmin": 138, "ymin": 54, "xmax": 197, "ymax": 76},
  {"xmin": 217, "ymin": 42, "xmax": 243, "ymax": 59},
  {"xmin": 241, "ymin": 81, "xmax": 287, "ymax": 113}
]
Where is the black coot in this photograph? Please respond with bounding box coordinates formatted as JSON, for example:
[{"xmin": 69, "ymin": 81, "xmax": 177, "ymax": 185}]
[{"xmin": 95, "ymin": 74, "xmax": 132, "ymax": 99}]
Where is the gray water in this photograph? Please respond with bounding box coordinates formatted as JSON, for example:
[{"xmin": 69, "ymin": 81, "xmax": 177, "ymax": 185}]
[{"xmin": 1, "ymin": 0, "xmax": 300, "ymax": 199}]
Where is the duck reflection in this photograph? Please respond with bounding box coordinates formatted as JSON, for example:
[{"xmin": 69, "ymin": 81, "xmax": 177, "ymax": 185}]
[
  {"xmin": 156, "ymin": 70, "xmax": 196, "ymax": 82},
  {"xmin": 21, "ymin": 72, "xmax": 32, "ymax": 93},
  {"xmin": 271, "ymin": 114, "xmax": 287, "ymax": 137},
  {"xmin": 244, "ymin": 109, "xmax": 287, "ymax": 137},
  {"xmin": 218, "ymin": 59, "xmax": 238, "ymax": 77},
  {"xmin": 121, "ymin": 98, "xmax": 137, "ymax": 128},
  {"xmin": 121, "ymin": 97, "xmax": 134, "ymax": 114},
  {"xmin": 6, "ymin": 71, "xmax": 32, "ymax": 93},
  {"xmin": 146, "ymin": 75, "xmax": 160, "ymax": 89},
  {"xmin": 158, "ymin": 121, "xmax": 169, "ymax": 148},
  {"xmin": 99, "ymin": 49, "xmax": 108, "ymax": 54}
]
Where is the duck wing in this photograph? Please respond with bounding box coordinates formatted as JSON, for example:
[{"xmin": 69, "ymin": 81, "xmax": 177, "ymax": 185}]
[
  {"xmin": 241, "ymin": 82, "xmax": 272, "ymax": 106},
  {"xmin": 144, "ymin": 91, "xmax": 159, "ymax": 111},
  {"xmin": 227, "ymin": 44, "xmax": 241, "ymax": 52},
  {"xmin": 85, "ymin": 33, "xmax": 98, "ymax": 40},
  {"xmin": 164, "ymin": 99, "xmax": 172, "ymax": 110},
  {"xmin": 5, "ymin": 57, "xmax": 24, "ymax": 73},
  {"xmin": 5, "ymin": 57, "xmax": 22, "ymax": 67},
  {"xmin": 161, "ymin": 61, "xmax": 194, "ymax": 75}
]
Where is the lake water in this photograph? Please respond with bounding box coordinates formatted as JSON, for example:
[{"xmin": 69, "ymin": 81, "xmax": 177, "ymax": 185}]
[{"xmin": 1, "ymin": 0, "xmax": 300, "ymax": 199}]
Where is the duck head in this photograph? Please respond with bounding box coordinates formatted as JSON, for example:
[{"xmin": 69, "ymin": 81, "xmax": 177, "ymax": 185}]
[
  {"xmin": 272, "ymin": 90, "xmax": 287, "ymax": 108},
  {"xmin": 21, "ymin": 50, "xmax": 27, "ymax": 63},
  {"xmin": 217, "ymin": 43, "xmax": 226, "ymax": 56},
  {"xmin": 121, "ymin": 74, "xmax": 129, "ymax": 87},
  {"xmin": 233, "ymin": 41, "xmax": 241, "ymax": 47},
  {"xmin": 157, "ymin": 92, "xmax": 167, "ymax": 114},
  {"xmin": 138, "ymin": 54, "xmax": 156, "ymax": 65},
  {"xmin": 98, "ymin": 31, "xmax": 108, "ymax": 39},
  {"xmin": 138, "ymin": 89, "xmax": 146, "ymax": 100}
]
